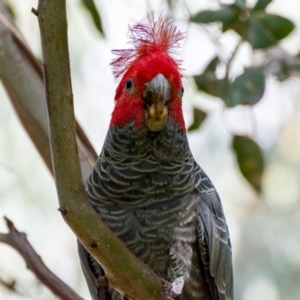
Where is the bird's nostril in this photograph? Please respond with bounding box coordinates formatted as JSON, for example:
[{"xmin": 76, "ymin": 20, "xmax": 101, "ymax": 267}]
[{"xmin": 143, "ymin": 90, "xmax": 153, "ymax": 106}]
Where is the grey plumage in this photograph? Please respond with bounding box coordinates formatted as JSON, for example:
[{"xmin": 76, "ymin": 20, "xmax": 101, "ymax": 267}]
[{"xmin": 78, "ymin": 119, "xmax": 233, "ymax": 299}]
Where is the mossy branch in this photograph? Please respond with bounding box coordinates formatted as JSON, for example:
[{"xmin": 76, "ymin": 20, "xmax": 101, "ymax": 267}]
[{"xmin": 37, "ymin": 0, "xmax": 165, "ymax": 299}]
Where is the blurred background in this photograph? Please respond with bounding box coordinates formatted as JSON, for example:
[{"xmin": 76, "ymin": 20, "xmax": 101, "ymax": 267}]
[{"xmin": 0, "ymin": 0, "xmax": 300, "ymax": 299}]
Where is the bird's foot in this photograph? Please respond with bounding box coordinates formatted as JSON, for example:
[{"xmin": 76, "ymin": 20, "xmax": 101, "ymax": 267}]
[
  {"xmin": 160, "ymin": 276, "xmax": 184, "ymax": 299},
  {"xmin": 160, "ymin": 276, "xmax": 185, "ymax": 299},
  {"xmin": 161, "ymin": 277, "xmax": 172, "ymax": 291},
  {"xmin": 160, "ymin": 278, "xmax": 173, "ymax": 299},
  {"xmin": 170, "ymin": 276, "xmax": 184, "ymax": 297}
]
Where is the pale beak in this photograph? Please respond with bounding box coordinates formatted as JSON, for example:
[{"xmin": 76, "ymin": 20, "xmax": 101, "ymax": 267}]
[{"xmin": 143, "ymin": 73, "xmax": 170, "ymax": 131}]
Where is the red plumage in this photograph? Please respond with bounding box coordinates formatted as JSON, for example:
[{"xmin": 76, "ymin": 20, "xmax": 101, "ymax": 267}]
[
  {"xmin": 110, "ymin": 13, "xmax": 186, "ymax": 131},
  {"xmin": 79, "ymin": 13, "xmax": 233, "ymax": 300},
  {"xmin": 110, "ymin": 13, "xmax": 184, "ymax": 78}
]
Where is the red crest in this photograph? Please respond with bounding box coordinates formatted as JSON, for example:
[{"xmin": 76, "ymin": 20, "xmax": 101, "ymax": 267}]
[{"xmin": 110, "ymin": 13, "xmax": 184, "ymax": 78}]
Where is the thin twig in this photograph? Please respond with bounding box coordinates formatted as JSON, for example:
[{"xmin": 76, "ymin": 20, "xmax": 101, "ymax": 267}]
[
  {"xmin": 0, "ymin": 217, "xmax": 83, "ymax": 300},
  {"xmin": 224, "ymin": 39, "xmax": 242, "ymax": 83}
]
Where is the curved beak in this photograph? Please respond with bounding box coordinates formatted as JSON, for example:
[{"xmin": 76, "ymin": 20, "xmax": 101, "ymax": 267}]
[
  {"xmin": 143, "ymin": 74, "xmax": 170, "ymax": 132},
  {"xmin": 143, "ymin": 73, "xmax": 171, "ymax": 105}
]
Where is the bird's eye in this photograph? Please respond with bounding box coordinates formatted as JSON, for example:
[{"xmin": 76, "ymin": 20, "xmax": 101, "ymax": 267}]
[
  {"xmin": 125, "ymin": 79, "xmax": 133, "ymax": 91},
  {"xmin": 181, "ymin": 87, "xmax": 184, "ymax": 96}
]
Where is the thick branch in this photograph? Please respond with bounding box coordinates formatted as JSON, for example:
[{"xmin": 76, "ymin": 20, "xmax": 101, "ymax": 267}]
[
  {"xmin": 37, "ymin": 1, "xmax": 165, "ymax": 299},
  {"xmin": 0, "ymin": 217, "xmax": 83, "ymax": 300}
]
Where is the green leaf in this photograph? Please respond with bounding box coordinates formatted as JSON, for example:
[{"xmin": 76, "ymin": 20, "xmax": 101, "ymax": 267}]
[
  {"xmin": 228, "ymin": 17, "xmax": 275, "ymax": 49},
  {"xmin": 166, "ymin": 0, "xmax": 175, "ymax": 9},
  {"xmin": 247, "ymin": 16, "xmax": 278, "ymax": 49},
  {"xmin": 289, "ymin": 58, "xmax": 300, "ymax": 76},
  {"xmin": 273, "ymin": 57, "xmax": 300, "ymax": 81},
  {"xmin": 195, "ymin": 75, "xmax": 224, "ymax": 98},
  {"xmin": 81, "ymin": 0, "xmax": 104, "ymax": 36},
  {"xmin": 234, "ymin": 13, "xmax": 294, "ymax": 49},
  {"xmin": 194, "ymin": 57, "xmax": 225, "ymax": 98},
  {"xmin": 223, "ymin": 67, "xmax": 265, "ymax": 107},
  {"xmin": 273, "ymin": 60, "xmax": 290, "ymax": 81},
  {"xmin": 205, "ymin": 56, "xmax": 219, "ymax": 71},
  {"xmin": 191, "ymin": 5, "xmax": 239, "ymax": 26},
  {"xmin": 222, "ymin": 16, "xmax": 244, "ymax": 34},
  {"xmin": 235, "ymin": 0, "xmax": 246, "ymax": 8},
  {"xmin": 232, "ymin": 135, "xmax": 265, "ymax": 193},
  {"xmin": 188, "ymin": 108, "xmax": 207, "ymax": 132},
  {"xmin": 4, "ymin": 3, "xmax": 16, "ymax": 19},
  {"xmin": 253, "ymin": 0, "xmax": 272, "ymax": 11},
  {"xmin": 223, "ymin": 8, "xmax": 294, "ymax": 49},
  {"xmin": 256, "ymin": 14, "xmax": 294, "ymax": 42}
]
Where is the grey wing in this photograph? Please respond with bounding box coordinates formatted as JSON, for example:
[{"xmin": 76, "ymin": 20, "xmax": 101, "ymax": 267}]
[
  {"xmin": 77, "ymin": 241, "xmax": 110, "ymax": 300},
  {"xmin": 196, "ymin": 168, "xmax": 233, "ymax": 300}
]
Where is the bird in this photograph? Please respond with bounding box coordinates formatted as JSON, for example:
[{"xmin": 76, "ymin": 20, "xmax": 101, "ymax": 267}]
[{"xmin": 78, "ymin": 13, "xmax": 233, "ymax": 300}]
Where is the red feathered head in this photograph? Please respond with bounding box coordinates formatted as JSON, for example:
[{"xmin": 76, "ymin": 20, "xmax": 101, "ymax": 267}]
[{"xmin": 110, "ymin": 13, "xmax": 185, "ymax": 131}]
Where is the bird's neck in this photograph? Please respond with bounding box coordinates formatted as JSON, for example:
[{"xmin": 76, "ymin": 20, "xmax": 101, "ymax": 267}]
[
  {"xmin": 105, "ymin": 119, "xmax": 190, "ymax": 162},
  {"xmin": 88, "ymin": 119, "xmax": 199, "ymax": 206}
]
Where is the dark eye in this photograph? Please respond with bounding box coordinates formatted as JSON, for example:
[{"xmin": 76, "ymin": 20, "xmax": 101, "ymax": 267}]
[
  {"xmin": 125, "ymin": 79, "xmax": 133, "ymax": 91},
  {"xmin": 181, "ymin": 87, "xmax": 184, "ymax": 95}
]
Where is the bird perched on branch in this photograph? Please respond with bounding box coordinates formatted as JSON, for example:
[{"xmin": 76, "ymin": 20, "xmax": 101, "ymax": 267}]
[{"xmin": 78, "ymin": 13, "xmax": 233, "ymax": 300}]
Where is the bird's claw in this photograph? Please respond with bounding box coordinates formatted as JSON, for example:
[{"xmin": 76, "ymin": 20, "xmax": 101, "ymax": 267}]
[
  {"xmin": 170, "ymin": 276, "xmax": 184, "ymax": 296},
  {"xmin": 161, "ymin": 278, "xmax": 172, "ymax": 291},
  {"xmin": 160, "ymin": 276, "xmax": 185, "ymax": 299},
  {"xmin": 160, "ymin": 278, "xmax": 173, "ymax": 299}
]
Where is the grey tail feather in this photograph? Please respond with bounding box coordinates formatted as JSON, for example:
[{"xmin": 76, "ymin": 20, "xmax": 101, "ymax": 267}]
[{"xmin": 77, "ymin": 241, "xmax": 111, "ymax": 300}]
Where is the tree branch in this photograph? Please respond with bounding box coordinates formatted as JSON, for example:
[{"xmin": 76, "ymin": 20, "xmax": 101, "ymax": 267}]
[
  {"xmin": 0, "ymin": 3, "xmax": 97, "ymax": 181},
  {"xmin": 0, "ymin": 217, "xmax": 83, "ymax": 300},
  {"xmin": 36, "ymin": 1, "xmax": 165, "ymax": 299},
  {"xmin": 0, "ymin": 7, "xmax": 52, "ymax": 173}
]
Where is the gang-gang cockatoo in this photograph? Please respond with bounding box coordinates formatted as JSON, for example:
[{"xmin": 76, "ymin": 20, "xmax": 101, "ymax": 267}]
[{"xmin": 78, "ymin": 13, "xmax": 233, "ymax": 300}]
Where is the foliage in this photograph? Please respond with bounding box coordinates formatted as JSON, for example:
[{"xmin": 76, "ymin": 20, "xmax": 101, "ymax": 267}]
[
  {"xmin": 232, "ymin": 135, "xmax": 265, "ymax": 193},
  {"xmin": 189, "ymin": 0, "xmax": 299, "ymax": 192},
  {"xmin": 187, "ymin": 107, "xmax": 207, "ymax": 132},
  {"xmin": 80, "ymin": 0, "xmax": 104, "ymax": 36},
  {"xmin": 76, "ymin": 0, "xmax": 298, "ymax": 193}
]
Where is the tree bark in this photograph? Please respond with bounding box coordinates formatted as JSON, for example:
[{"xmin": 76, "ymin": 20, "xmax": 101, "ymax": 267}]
[{"xmin": 36, "ymin": 0, "xmax": 165, "ymax": 299}]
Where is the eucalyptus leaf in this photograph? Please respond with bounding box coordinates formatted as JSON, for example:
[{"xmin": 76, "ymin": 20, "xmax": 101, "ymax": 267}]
[
  {"xmin": 4, "ymin": 3, "xmax": 15, "ymax": 19},
  {"xmin": 248, "ymin": 16, "xmax": 278, "ymax": 49},
  {"xmin": 81, "ymin": 0, "xmax": 104, "ymax": 36},
  {"xmin": 194, "ymin": 57, "xmax": 225, "ymax": 98},
  {"xmin": 195, "ymin": 75, "xmax": 225, "ymax": 98},
  {"xmin": 166, "ymin": 0, "xmax": 175, "ymax": 10},
  {"xmin": 223, "ymin": 67, "xmax": 265, "ymax": 107},
  {"xmin": 235, "ymin": 0, "xmax": 246, "ymax": 8},
  {"xmin": 256, "ymin": 14, "xmax": 294, "ymax": 42},
  {"xmin": 205, "ymin": 56, "xmax": 219, "ymax": 71},
  {"xmin": 253, "ymin": 0, "xmax": 272, "ymax": 11},
  {"xmin": 232, "ymin": 135, "xmax": 265, "ymax": 193},
  {"xmin": 188, "ymin": 108, "xmax": 207, "ymax": 132},
  {"xmin": 229, "ymin": 12, "xmax": 294, "ymax": 49},
  {"xmin": 222, "ymin": 8, "xmax": 294, "ymax": 49},
  {"xmin": 191, "ymin": 5, "xmax": 239, "ymax": 26}
]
